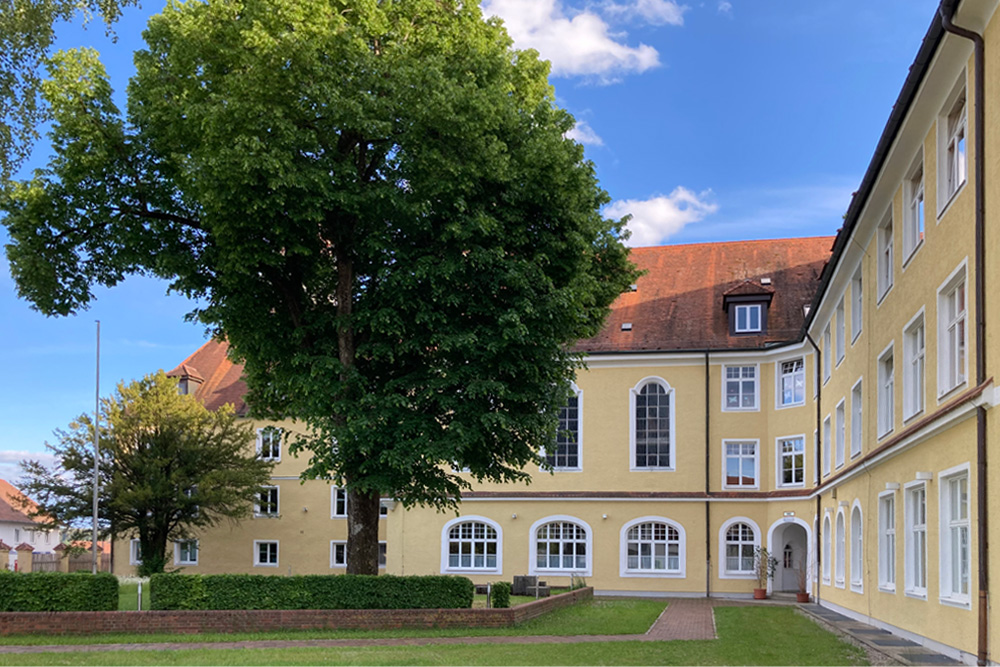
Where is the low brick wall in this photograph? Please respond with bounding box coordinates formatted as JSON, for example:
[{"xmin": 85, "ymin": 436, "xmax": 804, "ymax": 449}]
[{"xmin": 0, "ymin": 587, "xmax": 593, "ymax": 637}]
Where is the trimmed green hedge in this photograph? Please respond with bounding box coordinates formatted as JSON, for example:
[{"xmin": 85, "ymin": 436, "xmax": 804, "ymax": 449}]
[
  {"xmin": 490, "ymin": 581, "xmax": 511, "ymax": 608},
  {"xmin": 150, "ymin": 573, "xmax": 474, "ymax": 610},
  {"xmin": 0, "ymin": 571, "xmax": 119, "ymax": 611}
]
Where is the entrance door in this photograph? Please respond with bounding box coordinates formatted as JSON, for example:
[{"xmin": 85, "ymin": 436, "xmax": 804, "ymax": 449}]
[{"xmin": 776, "ymin": 524, "xmax": 807, "ymax": 592}]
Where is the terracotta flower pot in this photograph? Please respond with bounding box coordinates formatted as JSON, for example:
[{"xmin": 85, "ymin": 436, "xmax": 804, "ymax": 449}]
[
  {"xmin": 753, "ymin": 588, "xmax": 767, "ymax": 600},
  {"xmin": 796, "ymin": 592, "xmax": 811, "ymax": 603}
]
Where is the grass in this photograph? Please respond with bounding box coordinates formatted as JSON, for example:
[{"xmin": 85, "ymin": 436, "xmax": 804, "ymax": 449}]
[
  {"xmin": 117, "ymin": 581, "xmax": 151, "ymax": 611},
  {"xmin": 471, "ymin": 593, "xmax": 537, "ymax": 608},
  {"xmin": 0, "ymin": 598, "xmax": 665, "ymax": 646},
  {"xmin": 0, "ymin": 607, "xmax": 867, "ymax": 665}
]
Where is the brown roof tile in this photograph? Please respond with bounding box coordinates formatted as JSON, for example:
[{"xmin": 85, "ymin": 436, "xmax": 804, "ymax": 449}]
[
  {"xmin": 0, "ymin": 480, "xmax": 42, "ymax": 526},
  {"xmin": 172, "ymin": 341, "xmax": 248, "ymax": 413}
]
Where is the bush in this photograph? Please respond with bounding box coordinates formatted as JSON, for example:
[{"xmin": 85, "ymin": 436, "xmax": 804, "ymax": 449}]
[
  {"xmin": 150, "ymin": 574, "xmax": 474, "ymax": 610},
  {"xmin": 0, "ymin": 571, "xmax": 118, "ymax": 611},
  {"xmin": 491, "ymin": 581, "xmax": 511, "ymax": 608}
]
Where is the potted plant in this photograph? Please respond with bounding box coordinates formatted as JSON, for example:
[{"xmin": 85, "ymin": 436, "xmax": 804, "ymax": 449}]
[
  {"xmin": 796, "ymin": 555, "xmax": 812, "ymax": 603},
  {"xmin": 753, "ymin": 546, "xmax": 778, "ymax": 599}
]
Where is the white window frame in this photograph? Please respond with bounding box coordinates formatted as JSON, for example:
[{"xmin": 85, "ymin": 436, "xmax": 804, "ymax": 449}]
[
  {"xmin": 903, "ymin": 309, "xmax": 926, "ymax": 421},
  {"xmin": 850, "ymin": 502, "xmax": 863, "ymax": 593},
  {"xmin": 835, "ymin": 508, "xmax": 846, "ymax": 588},
  {"xmin": 835, "ymin": 399, "xmax": 846, "ymax": 469},
  {"xmin": 877, "ymin": 211, "xmax": 894, "ymax": 303},
  {"xmin": 851, "ymin": 267, "xmax": 863, "ymax": 343},
  {"xmin": 835, "ymin": 297, "xmax": 846, "ymax": 365},
  {"xmin": 722, "ymin": 364, "xmax": 759, "ymax": 412},
  {"xmin": 776, "ymin": 435, "xmax": 806, "ymax": 489},
  {"xmin": 878, "ymin": 490, "xmax": 897, "ymax": 592},
  {"xmin": 331, "ymin": 487, "xmax": 348, "ymax": 518},
  {"xmin": 529, "ymin": 515, "xmax": 593, "ymax": 577},
  {"xmin": 903, "ymin": 155, "xmax": 925, "ymax": 264},
  {"xmin": 255, "ymin": 486, "xmax": 279, "ymax": 517},
  {"xmin": 850, "ymin": 378, "xmax": 863, "ymax": 459},
  {"xmin": 130, "ymin": 538, "xmax": 142, "ymax": 566},
  {"xmin": 174, "ymin": 539, "xmax": 199, "ymax": 566},
  {"xmin": 938, "ymin": 464, "xmax": 971, "ymax": 608},
  {"xmin": 877, "ymin": 343, "xmax": 895, "ymax": 439},
  {"xmin": 733, "ymin": 304, "xmax": 762, "ymax": 333},
  {"xmin": 545, "ymin": 383, "xmax": 583, "ymax": 471},
  {"xmin": 937, "ymin": 261, "xmax": 968, "ymax": 399},
  {"xmin": 253, "ymin": 540, "xmax": 279, "ymax": 567},
  {"xmin": 822, "ymin": 415, "xmax": 832, "ymax": 477},
  {"xmin": 619, "ymin": 516, "xmax": 685, "ymax": 578},
  {"xmin": 722, "ymin": 439, "xmax": 759, "ymax": 490},
  {"xmin": 904, "ymin": 480, "xmax": 928, "ymax": 599},
  {"xmin": 440, "ymin": 516, "xmax": 503, "ymax": 574},
  {"xmin": 938, "ymin": 74, "xmax": 968, "ymax": 213},
  {"xmin": 776, "ymin": 357, "xmax": 806, "ymax": 409},
  {"xmin": 256, "ymin": 426, "xmax": 282, "ymax": 462},
  {"xmin": 823, "ymin": 324, "xmax": 832, "ymax": 383},
  {"xmin": 718, "ymin": 517, "xmax": 760, "ymax": 580},
  {"xmin": 629, "ymin": 377, "xmax": 676, "ymax": 471},
  {"xmin": 822, "ymin": 513, "xmax": 832, "ymax": 585},
  {"xmin": 331, "ymin": 541, "xmax": 347, "ymax": 568}
]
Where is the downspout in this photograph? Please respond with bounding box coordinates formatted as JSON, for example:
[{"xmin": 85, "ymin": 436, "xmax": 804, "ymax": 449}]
[
  {"xmin": 939, "ymin": 5, "xmax": 988, "ymax": 664},
  {"xmin": 805, "ymin": 332, "xmax": 822, "ymax": 606},
  {"xmin": 705, "ymin": 350, "xmax": 712, "ymax": 598}
]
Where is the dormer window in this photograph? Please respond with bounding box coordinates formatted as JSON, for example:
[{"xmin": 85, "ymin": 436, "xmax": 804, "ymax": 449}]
[{"xmin": 733, "ymin": 304, "xmax": 762, "ymax": 333}]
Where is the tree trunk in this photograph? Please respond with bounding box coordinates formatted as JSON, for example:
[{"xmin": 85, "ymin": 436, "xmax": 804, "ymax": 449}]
[{"xmin": 345, "ymin": 487, "xmax": 381, "ymax": 574}]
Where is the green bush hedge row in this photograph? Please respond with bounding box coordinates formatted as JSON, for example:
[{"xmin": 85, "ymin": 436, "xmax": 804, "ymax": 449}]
[
  {"xmin": 490, "ymin": 580, "xmax": 511, "ymax": 608},
  {"xmin": 0, "ymin": 571, "xmax": 119, "ymax": 612},
  {"xmin": 150, "ymin": 573, "xmax": 474, "ymax": 610}
]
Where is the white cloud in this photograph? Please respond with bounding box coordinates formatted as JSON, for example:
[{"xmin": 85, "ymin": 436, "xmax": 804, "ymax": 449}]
[
  {"xmin": 604, "ymin": 0, "xmax": 687, "ymax": 26},
  {"xmin": 717, "ymin": 1, "xmax": 733, "ymax": 16},
  {"xmin": 604, "ymin": 187, "xmax": 718, "ymax": 246},
  {"xmin": 0, "ymin": 450, "xmax": 58, "ymax": 485},
  {"xmin": 565, "ymin": 120, "xmax": 604, "ymax": 146},
  {"xmin": 482, "ymin": 0, "xmax": 660, "ymax": 81}
]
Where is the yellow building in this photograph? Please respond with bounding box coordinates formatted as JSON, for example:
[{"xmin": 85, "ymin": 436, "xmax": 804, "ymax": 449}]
[{"xmin": 114, "ymin": 0, "xmax": 1000, "ymax": 662}]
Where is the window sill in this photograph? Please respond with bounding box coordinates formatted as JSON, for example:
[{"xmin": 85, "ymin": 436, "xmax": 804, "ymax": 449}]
[
  {"xmin": 903, "ymin": 409, "xmax": 924, "ymax": 425},
  {"xmin": 549, "ymin": 467, "xmax": 583, "ymax": 473},
  {"xmin": 722, "ymin": 407, "xmax": 760, "ymax": 413},
  {"xmin": 851, "ymin": 330, "xmax": 862, "ymax": 346},
  {"xmin": 254, "ymin": 563, "xmax": 279, "ymax": 568},
  {"xmin": 876, "ymin": 286, "xmax": 894, "ymax": 308},
  {"xmin": 822, "ymin": 578, "xmax": 832, "ymax": 586},
  {"xmin": 621, "ymin": 570, "xmax": 684, "ymax": 579},
  {"xmin": 877, "ymin": 428, "xmax": 894, "ymax": 442},
  {"xmin": 850, "ymin": 583, "xmax": 863, "ymax": 594},
  {"xmin": 835, "ymin": 579, "xmax": 845, "ymax": 589},
  {"xmin": 776, "ymin": 401, "xmax": 806, "ymax": 410},
  {"xmin": 777, "ymin": 483, "xmax": 806, "ymax": 490},
  {"xmin": 720, "ymin": 572, "xmax": 756, "ymax": 580},
  {"xmin": 878, "ymin": 584, "xmax": 896, "ymax": 594},
  {"xmin": 937, "ymin": 181, "xmax": 966, "ymax": 221},
  {"xmin": 445, "ymin": 568, "xmax": 502, "ymax": 575},
  {"xmin": 904, "ymin": 589, "xmax": 928, "ymax": 601},
  {"xmin": 254, "ymin": 514, "xmax": 281, "ymax": 519},
  {"xmin": 631, "ymin": 467, "xmax": 676, "ymax": 472},
  {"xmin": 176, "ymin": 561, "xmax": 198, "ymax": 566},
  {"xmin": 901, "ymin": 241, "xmax": 923, "ymax": 270},
  {"xmin": 938, "ymin": 382, "xmax": 967, "ymax": 404},
  {"xmin": 723, "ymin": 485, "xmax": 760, "ymax": 491},
  {"xmin": 850, "ymin": 450, "xmax": 861, "ymax": 460},
  {"xmin": 939, "ymin": 595, "xmax": 972, "ymax": 610}
]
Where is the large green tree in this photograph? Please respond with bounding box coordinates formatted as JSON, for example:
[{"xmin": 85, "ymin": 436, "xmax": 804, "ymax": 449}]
[
  {"xmin": 19, "ymin": 371, "xmax": 274, "ymax": 576},
  {"xmin": 2, "ymin": 0, "xmax": 638, "ymax": 573}
]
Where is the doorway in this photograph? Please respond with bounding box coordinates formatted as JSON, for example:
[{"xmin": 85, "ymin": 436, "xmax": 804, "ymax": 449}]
[{"xmin": 774, "ymin": 523, "xmax": 808, "ymax": 592}]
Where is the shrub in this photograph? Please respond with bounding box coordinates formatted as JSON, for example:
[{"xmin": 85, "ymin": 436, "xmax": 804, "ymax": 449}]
[
  {"xmin": 491, "ymin": 581, "xmax": 511, "ymax": 608},
  {"xmin": 150, "ymin": 574, "xmax": 474, "ymax": 610},
  {"xmin": 0, "ymin": 571, "xmax": 118, "ymax": 611}
]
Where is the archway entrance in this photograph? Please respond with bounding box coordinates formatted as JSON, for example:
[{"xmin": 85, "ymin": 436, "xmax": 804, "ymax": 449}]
[{"xmin": 773, "ymin": 522, "xmax": 808, "ymax": 593}]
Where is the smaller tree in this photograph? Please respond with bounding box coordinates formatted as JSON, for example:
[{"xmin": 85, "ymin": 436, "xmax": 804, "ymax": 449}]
[{"xmin": 18, "ymin": 370, "xmax": 274, "ymax": 575}]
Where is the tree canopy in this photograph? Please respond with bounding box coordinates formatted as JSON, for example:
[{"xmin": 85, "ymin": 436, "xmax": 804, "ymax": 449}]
[
  {"xmin": 2, "ymin": 0, "xmax": 638, "ymax": 573},
  {"xmin": 19, "ymin": 371, "xmax": 274, "ymax": 576}
]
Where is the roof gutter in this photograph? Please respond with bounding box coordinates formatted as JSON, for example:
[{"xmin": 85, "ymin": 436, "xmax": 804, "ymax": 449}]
[{"xmin": 938, "ymin": 2, "xmax": 988, "ymax": 664}]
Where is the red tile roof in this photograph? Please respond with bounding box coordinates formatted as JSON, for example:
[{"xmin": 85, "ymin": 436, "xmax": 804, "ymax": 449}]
[
  {"xmin": 171, "ymin": 341, "xmax": 249, "ymax": 413},
  {"xmin": 0, "ymin": 480, "xmax": 43, "ymax": 526}
]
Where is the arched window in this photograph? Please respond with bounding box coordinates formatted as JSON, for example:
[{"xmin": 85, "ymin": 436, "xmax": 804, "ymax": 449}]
[
  {"xmin": 851, "ymin": 505, "xmax": 863, "ymax": 591},
  {"xmin": 725, "ymin": 522, "xmax": 756, "ymax": 574},
  {"xmin": 835, "ymin": 511, "xmax": 846, "ymax": 586},
  {"xmin": 822, "ymin": 515, "xmax": 832, "ymax": 584},
  {"xmin": 534, "ymin": 521, "xmax": 588, "ymax": 572},
  {"xmin": 631, "ymin": 378, "xmax": 674, "ymax": 470},
  {"xmin": 626, "ymin": 521, "xmax": 681, "ymax": 573},
  {"xmin": 443, "ymin": 519, "xmax": 500, "ymax": 572}
]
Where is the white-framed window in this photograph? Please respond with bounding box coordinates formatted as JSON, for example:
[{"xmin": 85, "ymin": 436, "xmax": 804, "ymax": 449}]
[
  {"xmin": 630, "ymin": 377, "xmax": 675, "ymax": 470},
  {"xmin": 723, "ymin": 365, "xmax": 758, "ymax": 411},
  {"xmin": 822, "ymin": 415, "xmax": 832, "ymax": 476},
  {"xmin": 254, "ymin": 540, "xmax": 279, "ymax": 567},
  {"xmin": 823, "ymin": 324, "xmax": 832, "ymax": 383},
  {"xmin": 850, "ymin": 503, "xmax": 863, "ymax": 593},
  {"xmin": 441, "ymin": 517, "xmax": 502, "ymax": 573},
  {"xmin": 331, "ymin": 541, "xmax": 347, "ymax": 568},
  {"xmin": 879, "ymin": 491, "xmax": 896, "ymax": 592},
  {"xmin": 835, "ymin": 400, "xmax": 846, "ymax": 469},
  {"xmin": 778, "ymin": 358, "xmax": 805, "ymax": 408},
  {"xmin": 938, "ymin": 263, "xmax": 968, "ymax": 397},
  {"xmin": 723, "ymin": 440, "xmax": 758, "ymax": 489},
  {"xmin": 777, "ymin": 436, "xmax": 805, "ymax": 488},
  {"xmin": 734, "ymin": 304, "xmax": 762, "ymax": 333},
  {"xmin": 939, "ymin": 465, "xmax": 971, "ymax": 606},
  {"xmin": 822, "ymin": 514, "xmax": 832, "ymax": 584},
  {"xmin": 878, "ymin": 212, "xmax": 894, "ymax": 302},
  {"xmin": 130, "ymin": 538, "xmax": 142, "ymax": 566},
  {"xmin": 878, "ymin": 344, "xmax": 895, "ymax": 438},
  {"xmin": 836, "ymin": 297, "xmax": 846, "ymax": 365},
  {"xmin": 850, "ymin": 379, "xmax": 863, "ymax": 458},
  {"xmin": 531, "ymin": 517, "xmax": 591, "ymax": 576},
  {"xmin": 255, "ymin": 486, "xmax": 279, "ymax": 517},
  {"xmin": 905, "ymin": 481, "xmax": 928, "ymax": 598},
  {"xmin": 938, "ymin": 77, "xmax": 968, "ymax": 208},
  {"xmin": 903, "ymin": 157, "xmax": 925, "ymax": 263},
  {"xmin": 851, "ymin": 267, "xmax": 863, "ymax": 342},
  {"xmin": 719, "ymin": 518, "xmax": 759, "ymax": 578},
  {"xmin": 835, "ymin": 510, "xmax": 846, "ymax": 588},
  {"xmin": 620, "ymin": 517, "xmax": 685, "ymax": 578},
  {"xmin": 546, "ymin": 385, "xmax": 581, "ymax": 470},
  {"xmin": 379, "ymin": 542, "xmax": 387, "ymax": 568},
  {"xmin": 174, "ymin": 539, "xmax": 198, "ymax": 566},
  {"xmin": 903, "ymin": 311, "xmax": 926, "ymax": 420},
  {"xmin": 331, "ymin": 487, "xmax": 348, "ymax": 518},
  {"xmin": 256, "ymin": 426, "xmax": 281, "ymax": 461}
]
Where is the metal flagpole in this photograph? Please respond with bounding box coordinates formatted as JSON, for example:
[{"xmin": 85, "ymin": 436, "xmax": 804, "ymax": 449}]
[{"xmin": 92, "ymin": 320, "xmax": 100, "ymax": 574}]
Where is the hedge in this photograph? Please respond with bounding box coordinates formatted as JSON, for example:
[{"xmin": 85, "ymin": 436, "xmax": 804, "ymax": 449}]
[
  {"xmin": 490, "ymin": 581, "xmax": 511, "ymax": 608},
  {"xmin": 0, "ymin": 571, "xmax": 119, "ymax": 612},
  {"xmin": 150, "ymin": 573, "xmax": 474, "ymax": 610}
]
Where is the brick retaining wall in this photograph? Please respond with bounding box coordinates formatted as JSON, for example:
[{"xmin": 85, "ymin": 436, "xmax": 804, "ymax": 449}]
[{"xmin": 0, "ymin": 587, "xmax": 593, "ymax": 636}]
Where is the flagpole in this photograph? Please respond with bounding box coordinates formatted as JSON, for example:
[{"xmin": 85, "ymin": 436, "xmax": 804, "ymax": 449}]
[{"xmin": 92, "ymin": 320, "xmax": 100, "ymax": 574}]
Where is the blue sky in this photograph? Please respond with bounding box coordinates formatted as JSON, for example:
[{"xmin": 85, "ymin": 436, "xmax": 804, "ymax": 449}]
[{"xmin": 0, "ymin": 0, "xmax": 940, "ymax": 480}]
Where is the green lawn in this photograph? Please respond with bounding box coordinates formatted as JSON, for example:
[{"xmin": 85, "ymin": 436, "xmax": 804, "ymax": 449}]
[
  {"xmin": 471, "ymin": 593, "xmax": 537, "ymax": 608},
  {"xmin": 117, "ymin": 581, "xmax": 151, "ymax": 611},
  {"xmin": 0, "ymin": 607, "xmax": 867, "ymax": 666}
]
